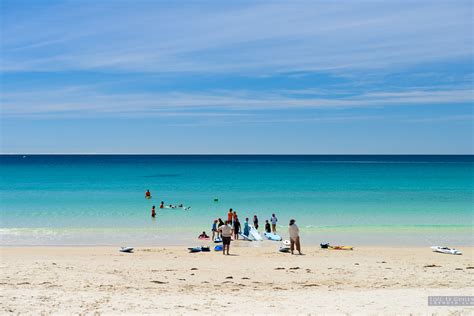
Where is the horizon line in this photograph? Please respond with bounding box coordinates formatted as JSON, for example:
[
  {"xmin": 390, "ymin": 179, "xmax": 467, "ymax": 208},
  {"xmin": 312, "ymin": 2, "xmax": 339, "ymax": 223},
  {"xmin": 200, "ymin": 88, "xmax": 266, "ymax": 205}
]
[{"xmin": 1, "ymin": 153, "xmax": 473, "ymax": 156}]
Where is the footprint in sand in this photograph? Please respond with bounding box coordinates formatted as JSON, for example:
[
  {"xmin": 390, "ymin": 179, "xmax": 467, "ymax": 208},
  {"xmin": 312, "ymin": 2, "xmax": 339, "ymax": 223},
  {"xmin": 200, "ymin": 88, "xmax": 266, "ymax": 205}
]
[
  {"xmin": 150, "ymin": 280, "xmax": 169, "ymax": 284},
  {"xmin": 303, "ymin": 283, "xmax": 319, "ymax": 287}
]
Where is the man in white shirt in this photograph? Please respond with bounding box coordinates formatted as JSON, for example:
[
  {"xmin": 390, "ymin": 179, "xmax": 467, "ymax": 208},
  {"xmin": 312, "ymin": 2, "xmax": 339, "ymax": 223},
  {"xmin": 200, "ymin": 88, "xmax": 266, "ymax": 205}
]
[
  {"xmin": 218, "ymin": 220, "xmax": 234, "ymax": 255},
  {"xmin": 288, "ymin": 219, "xmax": 302, "ymax": 255}
]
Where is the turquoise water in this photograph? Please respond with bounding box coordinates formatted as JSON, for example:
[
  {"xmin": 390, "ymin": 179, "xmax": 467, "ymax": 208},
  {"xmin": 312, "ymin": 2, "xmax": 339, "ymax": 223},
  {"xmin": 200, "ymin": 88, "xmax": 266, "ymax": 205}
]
[{"xmin": 1, "ymin": 155, "xmax": 473, "ymax": 246}]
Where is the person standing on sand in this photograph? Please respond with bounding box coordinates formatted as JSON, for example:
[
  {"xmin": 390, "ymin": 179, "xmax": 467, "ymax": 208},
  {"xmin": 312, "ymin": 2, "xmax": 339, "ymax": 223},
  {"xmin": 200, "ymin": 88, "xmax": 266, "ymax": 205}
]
[
  {"xmin": 211, "ymin": 219, "xmax": 218, "ymax": 241},
  {"xmin": 253, "ymin": 215, "xmax": 259, "ymax": 230},
  {"xmin": 219, "ymin": 220, "xmax": 233, "ymax": 255},
  {"xmin": 233, "ymin": 216, "xmax": 241, "ymax": 240},
  {"xmin": 271, "ymin": 213, "xmax": 278, "ymax": 233},
  {"xmin": 243, "ymin": 218, "xmax": 250, "ymax": 236},
  {"xmin": 289, "ymin": 219, "xmax": 302, "ymax": 255},
  {"xmin": 227, "ymin": 209, "xmax": 233, "ymax": 223},
  {"xmin": 151, "ymin": 205, "xmax": 156, "ymax": 218}
]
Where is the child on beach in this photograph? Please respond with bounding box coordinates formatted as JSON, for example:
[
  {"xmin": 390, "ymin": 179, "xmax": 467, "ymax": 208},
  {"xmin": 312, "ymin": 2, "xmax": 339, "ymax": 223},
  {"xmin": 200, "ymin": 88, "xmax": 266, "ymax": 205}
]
[
  {"xmin": 265, "ymin": 220, "xmax": 271, "ymax": 233},
  {"xmin": 198, "ymin": 231, "xmax": 209, "ymax": 239},
  {"xmin": 219, "ymin": 221, "xmax": 233, "ymax": 255}
]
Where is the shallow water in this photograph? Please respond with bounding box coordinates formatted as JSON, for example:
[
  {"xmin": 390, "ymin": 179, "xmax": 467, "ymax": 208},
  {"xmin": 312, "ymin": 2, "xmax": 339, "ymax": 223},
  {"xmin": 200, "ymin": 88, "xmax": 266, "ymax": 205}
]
[{"xmin": 1, "ymin": 155, "xmax": 473, "ymax": 246}]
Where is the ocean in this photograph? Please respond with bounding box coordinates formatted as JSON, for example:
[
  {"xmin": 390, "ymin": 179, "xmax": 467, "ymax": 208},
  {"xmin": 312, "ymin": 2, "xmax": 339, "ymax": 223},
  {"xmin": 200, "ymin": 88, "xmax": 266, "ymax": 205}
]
[{"xmin": 0, "ymin": 155, "xmax": 472, "ymax": 246}]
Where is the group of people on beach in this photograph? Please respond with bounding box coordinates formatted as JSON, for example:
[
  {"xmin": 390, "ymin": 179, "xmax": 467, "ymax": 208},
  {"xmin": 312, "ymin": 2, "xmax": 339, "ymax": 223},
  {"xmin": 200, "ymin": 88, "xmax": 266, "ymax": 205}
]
[
  {"xmin": 210, "ymin": 209, "xmax": 279, "ymax": 240},
  {"xmin": 208, "ymin": 208, "xmax": 301, "ymax": 255},
  {"xmin": 147, "ymin": 190, "xmax": 301, "ymax": 255}
]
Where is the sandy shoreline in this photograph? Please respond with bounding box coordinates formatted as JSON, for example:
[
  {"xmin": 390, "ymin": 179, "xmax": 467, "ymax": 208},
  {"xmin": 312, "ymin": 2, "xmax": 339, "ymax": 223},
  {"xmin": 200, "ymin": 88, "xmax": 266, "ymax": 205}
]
[{"xmin": 1, "ymin": 244, "xmax": 473, "ymax": 314}]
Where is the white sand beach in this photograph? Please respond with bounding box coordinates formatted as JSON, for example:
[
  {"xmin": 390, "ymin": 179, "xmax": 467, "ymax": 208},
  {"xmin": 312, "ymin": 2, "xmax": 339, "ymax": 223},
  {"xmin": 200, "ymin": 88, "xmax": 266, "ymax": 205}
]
[{"xmin": 1, "ymin": 244, "xmax": 473, "ymax": 314}]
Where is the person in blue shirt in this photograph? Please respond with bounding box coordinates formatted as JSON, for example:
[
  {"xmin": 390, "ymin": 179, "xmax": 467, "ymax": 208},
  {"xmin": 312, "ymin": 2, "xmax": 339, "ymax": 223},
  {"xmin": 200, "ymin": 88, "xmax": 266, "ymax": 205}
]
[
  {"xmin": 243, "ymin": 217, "xmax": 250, "ymax": 236},
  {"xmin": 211, "ymin": 219, "xmax": 218, "ymax": 241}
]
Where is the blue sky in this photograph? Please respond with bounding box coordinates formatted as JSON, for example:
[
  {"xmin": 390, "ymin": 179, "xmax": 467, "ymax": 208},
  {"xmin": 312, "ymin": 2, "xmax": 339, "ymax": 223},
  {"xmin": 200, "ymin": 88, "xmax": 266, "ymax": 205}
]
[{"xmin": 0, "ymin": 0, "xmax": 473, "ymax": 153}]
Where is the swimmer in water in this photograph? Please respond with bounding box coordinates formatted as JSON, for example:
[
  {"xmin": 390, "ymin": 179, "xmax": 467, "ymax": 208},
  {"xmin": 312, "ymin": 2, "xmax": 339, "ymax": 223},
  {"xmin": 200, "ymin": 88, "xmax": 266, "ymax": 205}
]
[
  {"xmin": 145, "ymin": 190, "xmax": 151, "ymax": 199},
  {"xmin": 151, "ymin": 205, "xmax": 156, "ymax": 218},
  {"xmin": 160, "ymin": 201, "xmax": 164, "ymax": 209}
]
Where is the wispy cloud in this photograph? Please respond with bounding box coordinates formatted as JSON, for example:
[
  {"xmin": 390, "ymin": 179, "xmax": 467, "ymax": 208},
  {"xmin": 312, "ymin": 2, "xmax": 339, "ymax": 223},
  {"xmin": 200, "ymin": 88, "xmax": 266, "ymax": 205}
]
[
  {"xmin": 403, "ymin": 114, "xmax": 474, "ymax": 123},
  {"xmin": 1, "ymin": 85, "xmax": 471, "ymax": 118},
  {"xmin": 1, "ymin": 1, "xmax": 472, "ymax": 74}
]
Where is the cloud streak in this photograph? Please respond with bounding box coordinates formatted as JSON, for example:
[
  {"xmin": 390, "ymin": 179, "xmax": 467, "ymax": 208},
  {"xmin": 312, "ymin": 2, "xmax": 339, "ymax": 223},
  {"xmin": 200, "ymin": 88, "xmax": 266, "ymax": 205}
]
[
  {"xmin": 1, "ymin": 1, "xmax": 472, "ymax": 74},
  {"xmin": 1, "ymin": 85, "xmax": 472, "ymax": 118}
]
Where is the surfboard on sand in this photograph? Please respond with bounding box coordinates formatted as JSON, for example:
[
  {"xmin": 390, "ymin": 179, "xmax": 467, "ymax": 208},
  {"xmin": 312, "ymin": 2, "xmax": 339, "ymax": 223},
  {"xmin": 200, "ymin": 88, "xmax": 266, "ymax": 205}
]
[
  {"xmin": 120, "ymin": 247, "xmax": 134, "ymax": 253},
  {"xmin": 431, "ymin": 246, "xmax": 462, "ymax": 255},
  {"xmin": 264, "ymin": 232, "xmax": 282, "ymax": 241},
  {"xmin": 188, "ymin": 247, "xmax": 202, "ymax": 253},
  {"xmin": 329, "ymin": 246, "xmax": 353, "ymax": 250},
  {"xmin": 239, "ymin": 232, "xmax": 253, "ymax": 241},
  {"xmin": 249, "ymin": 226, "xmax": 263, "ymax": 241}
]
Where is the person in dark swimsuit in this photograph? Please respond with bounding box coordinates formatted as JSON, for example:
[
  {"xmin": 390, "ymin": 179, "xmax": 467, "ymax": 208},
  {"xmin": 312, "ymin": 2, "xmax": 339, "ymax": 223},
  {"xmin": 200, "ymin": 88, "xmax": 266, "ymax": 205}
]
[
  {"xmin": 233, "ymin": 217, "xmax": 241, "ymax": 240},
  {"xmin": 253, "ymin": 215, "xmax": 259, "ymax": 230},
  {"xmin": 265, "ymin": 220, "xmax": 271, "ymax": 233}
]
